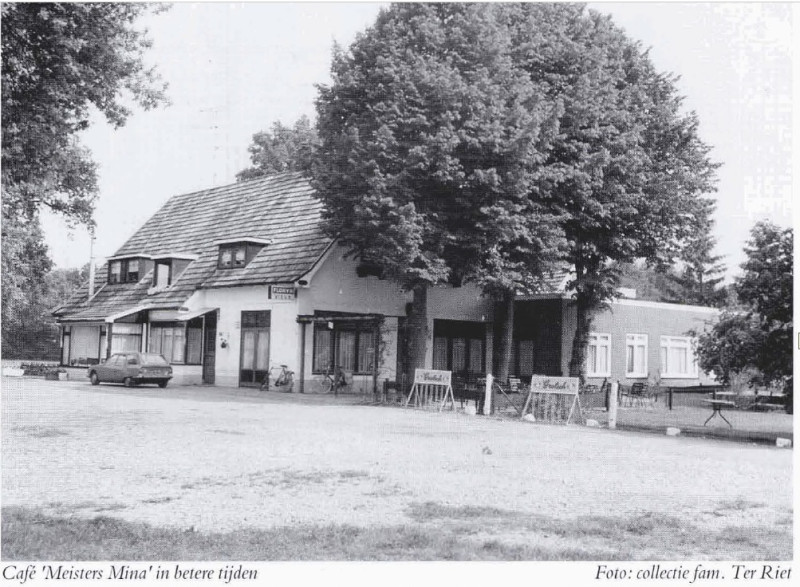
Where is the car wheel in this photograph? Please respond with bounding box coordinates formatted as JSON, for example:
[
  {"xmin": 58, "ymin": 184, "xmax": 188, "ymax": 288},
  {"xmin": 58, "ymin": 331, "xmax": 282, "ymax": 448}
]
[
  {"xmin": 90, "ymin": 372, "xmax": 100, "ymax": 386},
  {"xmin": 123, "ymin": 377, "xmax": 133, "ymax": 388},
  {"xmin": 158, "ymin": 380, "xmax": 168, "ymax": 388}
]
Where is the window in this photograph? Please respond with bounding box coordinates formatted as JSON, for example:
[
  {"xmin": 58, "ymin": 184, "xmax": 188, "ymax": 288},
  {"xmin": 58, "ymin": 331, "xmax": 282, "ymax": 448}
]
[
  {"xmin": 127, "ymin": 259, "xmax": 139, "ymax": 282},
  {"xmin": 586, "ymin": 333, "xmax": 611, "ymax": 377},
  {"xmin": 313, "ymin": 323, "xmax": 376, "ymax": 374},
  {"xmin": 109, "ymin": 261, "xmax": 122, "ymax": 284},
  {"xmin": 108, "ymin": 257, "xmax": 148, "ymax": 284},
  {"xmin": 219, "ymin": 249, "xmax": 233, "ymax": 269},
  {"xmin": 110, "ymin": 323, "xmax": 142, "ymax": 353},
  {"xmin": 218, "ymin": 245, "xmax": 248, "ymax": 269},
  {"xmin": 217, "ymin": 241, "xmax": 267, "ymax": 269},
  {"xmin": 626, "ymin": 334, "xmax": 648, "ymax": 377},
  {"xmin": 149, "ymin": 322, "xmax": 202, "ymax": 365},
  {"xmin": 660, "ymin": 336, "xmax": 698, "ymax": 378},
  {"xmin": 431, "ymin": 320, "xmax": 486, "ymax": 375},
  {"xmin": 186, "ymin": 319, "xmax": 203, "ymax": 364},
  {"xmin": 155, "ymin": 262, "xmax": 170, "ymax": 288}
]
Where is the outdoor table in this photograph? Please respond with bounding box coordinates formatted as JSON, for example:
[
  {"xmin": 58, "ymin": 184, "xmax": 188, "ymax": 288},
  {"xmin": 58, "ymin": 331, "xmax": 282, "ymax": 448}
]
[{"xmin": 702, "ymin": 398, "xmax": 735, "ymax": 428}]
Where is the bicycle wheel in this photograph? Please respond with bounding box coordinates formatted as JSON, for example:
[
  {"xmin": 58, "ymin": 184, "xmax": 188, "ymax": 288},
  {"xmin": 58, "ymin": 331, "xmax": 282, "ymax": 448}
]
[{"xmin": 318, "ymin": 375, "xmax": 333, "ymax": 394}]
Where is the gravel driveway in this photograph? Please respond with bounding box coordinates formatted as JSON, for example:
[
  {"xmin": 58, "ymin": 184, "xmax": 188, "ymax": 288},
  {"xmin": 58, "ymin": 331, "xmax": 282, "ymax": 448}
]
[{"xmin": 2, "ymin": 377, "xmax": 792, "ymax": 542}]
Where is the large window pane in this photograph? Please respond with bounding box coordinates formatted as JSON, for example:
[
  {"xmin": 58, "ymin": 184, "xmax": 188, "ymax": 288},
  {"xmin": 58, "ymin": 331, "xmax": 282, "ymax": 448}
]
[
  {"xmin": 256, "ymin": 330, "xmax": 270, "ymax": 370},
  {"xmin": 172, "ymin": 327, "xmax": 185, "ymax": 362},
  {"xmin": 242, "ymin": 331, "xmax": 255, "ymax": 369},
  {"xmin": 452, "ymin": 338, "xmax": 466, "ymax": 372},
  {"xmin": 468, "ymin": 338, "xmax": 483, "ymax": 373},
  {"xmin": 187, "ymin": 326, "xmax": 202, "ymax": 364},
  {"xmin": 433, "ymin": 337, "xmax": 448, "ymax": 370},
  {"xmin": 337, "ymin": 330, "xmax": 356, "ymax": 371},
  {"xmin": 358, "ymin": 330, "xmax": 375, "ymax": 373},
  {"xmin": 314, "ymin": 328, "xmax": 333, "ymax": 372}
]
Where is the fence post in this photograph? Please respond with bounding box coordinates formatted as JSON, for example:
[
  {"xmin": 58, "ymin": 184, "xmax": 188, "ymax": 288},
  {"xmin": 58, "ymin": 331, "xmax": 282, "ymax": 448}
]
[
  {"xmin": 483, "ymin": 374, "xmax": 493, "ymax": 416},
  {"xmin": 609, "ymin": 382, "xmax": 618, "ymax": 429}
]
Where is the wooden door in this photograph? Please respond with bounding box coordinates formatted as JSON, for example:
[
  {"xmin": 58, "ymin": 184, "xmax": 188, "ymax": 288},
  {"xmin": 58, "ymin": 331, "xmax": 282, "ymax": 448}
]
[
  {"xmin": 202, "ymin": 311, "xmax": 217, "ymax": 384},
  {"xmin": 239, "ymin": 311, "xmax": 270, "ymax": 387}
]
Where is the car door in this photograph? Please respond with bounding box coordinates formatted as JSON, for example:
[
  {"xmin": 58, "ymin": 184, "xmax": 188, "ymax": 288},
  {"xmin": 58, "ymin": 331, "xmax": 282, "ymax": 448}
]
[
  {"xmin": 125, "ymin": 354, "xmax": 140, "ymax": 379},
  {"xmin": 104, "ymin": 354, "xmax": 123, "ymax": 382}
]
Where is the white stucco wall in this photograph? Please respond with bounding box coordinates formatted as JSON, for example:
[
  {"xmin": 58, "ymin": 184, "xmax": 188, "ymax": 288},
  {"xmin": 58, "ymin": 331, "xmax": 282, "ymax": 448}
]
[{"xmin": 189, "ymin": 286, "xmax": 300, "ymax": 388}]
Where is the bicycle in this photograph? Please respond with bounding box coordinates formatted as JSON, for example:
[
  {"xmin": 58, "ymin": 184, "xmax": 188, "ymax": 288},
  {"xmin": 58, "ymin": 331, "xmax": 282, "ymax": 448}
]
[
  {"xmin": 260, "ymin": 364, "xmax": 295, "ymax": 392},
  {"xmin": 315, "ymin": 364, "xmax": 349, "ymax": 395}
]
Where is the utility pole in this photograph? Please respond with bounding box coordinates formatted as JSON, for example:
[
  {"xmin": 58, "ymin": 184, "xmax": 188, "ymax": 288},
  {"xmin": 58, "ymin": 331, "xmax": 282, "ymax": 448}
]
[{"xmin": 87, "ymin": 229, "xmax": 96, "ymax": 300}]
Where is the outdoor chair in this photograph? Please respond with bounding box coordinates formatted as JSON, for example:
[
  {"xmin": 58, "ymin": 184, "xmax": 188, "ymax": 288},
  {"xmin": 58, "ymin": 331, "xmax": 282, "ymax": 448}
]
[{"xmin": 629, "ymin": 382, "xmax": 654, "ymax": 408}]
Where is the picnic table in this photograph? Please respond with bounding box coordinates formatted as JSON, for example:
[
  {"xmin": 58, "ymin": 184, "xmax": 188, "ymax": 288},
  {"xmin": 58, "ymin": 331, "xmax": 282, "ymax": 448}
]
[{"xmin": 703, "ymin": 393, "xmax": 735, "ymax": 428}]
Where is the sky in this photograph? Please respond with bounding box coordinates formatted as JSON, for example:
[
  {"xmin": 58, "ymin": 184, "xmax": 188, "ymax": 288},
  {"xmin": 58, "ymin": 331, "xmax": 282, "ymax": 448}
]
[{"xmin": 40, "ymin": 2, "xmax": 794, "ymax": 283}]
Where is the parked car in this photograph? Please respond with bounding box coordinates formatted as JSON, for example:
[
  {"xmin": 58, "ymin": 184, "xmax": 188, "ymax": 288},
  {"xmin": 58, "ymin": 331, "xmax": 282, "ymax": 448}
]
[{"xmin": 88, "ymin": 352, "xmax": 173, "ymax": 388}]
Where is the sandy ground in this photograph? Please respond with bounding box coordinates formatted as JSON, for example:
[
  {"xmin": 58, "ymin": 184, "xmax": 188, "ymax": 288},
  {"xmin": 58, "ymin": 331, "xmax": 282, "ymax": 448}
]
[{"xmin": 2, "ymin": 377, "xmax": 792, "ymax": 538}]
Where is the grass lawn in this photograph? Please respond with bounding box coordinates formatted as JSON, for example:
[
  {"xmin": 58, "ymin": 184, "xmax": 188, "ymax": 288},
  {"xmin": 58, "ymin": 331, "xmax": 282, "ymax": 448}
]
[{"xmin": 3, "ymin": 502, "xmax": 791, "ymax": 561}]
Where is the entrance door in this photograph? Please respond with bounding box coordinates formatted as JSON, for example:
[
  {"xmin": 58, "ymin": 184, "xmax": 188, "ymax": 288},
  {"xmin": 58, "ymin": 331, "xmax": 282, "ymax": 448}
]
[
  {"xmin": 239, "ymin": 310, "xmax": 270, "ymax": 387},
  {"xmin": 202, "ymin": 311, "xmax": 217, "ymax": 384}
]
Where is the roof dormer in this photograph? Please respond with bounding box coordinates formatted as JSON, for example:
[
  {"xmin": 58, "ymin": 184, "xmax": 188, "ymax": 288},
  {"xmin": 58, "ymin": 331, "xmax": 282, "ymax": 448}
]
[
  {"xmin": 107, "ymin": 255, "xmax": 153, "ymax": 285},
  {"xmin": 151, "ymin": 253, "xmax": 198, "ymax": 290},
  {"xmin": 214, "ymin": 238, "xmax": 271, "ymax": 270}
]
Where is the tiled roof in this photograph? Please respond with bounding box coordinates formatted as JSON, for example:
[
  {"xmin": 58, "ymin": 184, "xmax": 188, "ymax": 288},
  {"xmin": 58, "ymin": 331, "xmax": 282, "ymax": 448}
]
[{"xmin": 56, "ymin": 173, "xmax": 332, "ymax": 321}]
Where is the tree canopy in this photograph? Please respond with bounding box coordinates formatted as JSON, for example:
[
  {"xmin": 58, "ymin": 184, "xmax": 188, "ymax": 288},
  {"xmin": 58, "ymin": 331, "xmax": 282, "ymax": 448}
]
[
  {"xmin": 237, "ymin": 115, "xmax": 319, "ymax": 181},
  {"xmin": 496, "ymin": 4, "xmax": 719, "ymax": 379},
  {"xmin": 694, "ymin": 222, "xmax": 792, "ymax": 410},
  {"xmin": 313, "ymin": 4, "xmax": 570, "ymax": 381},
  {"xmin": 2, "ymin": 2, "xmax": 167, "ymax": 226},
  {"xmin": 2, "ymin": 3, "xmax": 166, "ymax": 359},
  {"xmin": 313, "ymin": 3, "xmax": 719, "ymax": 382}
]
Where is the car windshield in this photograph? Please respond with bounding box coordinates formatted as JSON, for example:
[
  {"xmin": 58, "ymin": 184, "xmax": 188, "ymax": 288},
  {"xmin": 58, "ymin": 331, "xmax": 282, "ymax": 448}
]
[{"xmin": 141, "ymin": 354, "xmax": 169, "ymax": 366}]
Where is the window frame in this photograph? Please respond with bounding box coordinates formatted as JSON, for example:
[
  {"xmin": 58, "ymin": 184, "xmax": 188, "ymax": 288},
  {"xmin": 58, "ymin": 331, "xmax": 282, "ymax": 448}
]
[
  {"xmin": 625, "ymin": 333, "xmax": 648, "ymax": 378},
  {"xmin": 109, "ymin": 261, "xmax": 122, "ymax": 284},
  {"xmin": 148, "ymin": 321, "xmax": 203, "ymax": 366},
  {"xmin": 659, "ymin": 335, "xmax": 699, "ymax": 379},
  {"xmin": 312, "ymin": 322, "xmax": 377, "ymax": 375},
  {"xmin": 431, "ymin": 320, "xmax": 487, "ymax": 376},
  {"xmin": 126, "ymin": 259, "xmax": 140, "ymax": 283},
  {"xmin": 586, "ymin": 332, "xmax": 612, "ymax": 378}
]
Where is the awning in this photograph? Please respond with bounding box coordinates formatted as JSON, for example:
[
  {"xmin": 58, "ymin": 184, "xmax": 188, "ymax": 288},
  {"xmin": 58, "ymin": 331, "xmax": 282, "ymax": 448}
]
[
  {"xmin": 104, "ymin": 305, "xmax": 153, "ymax": 323},
  {"xmin": 149, "ymin": 307, "xmax": 218, "ymax": 322},
  {"xmin": 297, "ymin": 313, "xmax": 384, "ymax": 324}
]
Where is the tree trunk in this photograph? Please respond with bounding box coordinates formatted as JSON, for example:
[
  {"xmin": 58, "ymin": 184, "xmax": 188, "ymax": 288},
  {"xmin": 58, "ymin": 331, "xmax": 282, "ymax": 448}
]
[
  {"xmin": 404, "ymin": 283, "xmax": 429, "ymax": 386},
  {"xmin": 568, "ymin": 294, "xmax": 592, "ymax": 387},
  {"xmin": 495, "ymin": 290, "xmax": 515, "ymax": 383}
]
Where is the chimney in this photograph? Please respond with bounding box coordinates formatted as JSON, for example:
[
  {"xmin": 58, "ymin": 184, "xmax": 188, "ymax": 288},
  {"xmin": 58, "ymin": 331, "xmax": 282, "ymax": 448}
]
[{"xmin": 88, "ymin": 231, "xmax": 96, "ymax": 300}]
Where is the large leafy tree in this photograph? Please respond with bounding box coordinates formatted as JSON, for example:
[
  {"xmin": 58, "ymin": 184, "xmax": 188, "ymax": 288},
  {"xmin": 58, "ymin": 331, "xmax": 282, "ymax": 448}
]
[
  {"xmin": 237, "ymin": 115, "xmax": 319, "ymax": 181},
  {"xmin": 2, "ymin": 3, "xmax": 166, "ymax": 358},
  {"xmin": 313, "ymin": 4, "xmax": 566, "ymax": 384},
  {"xmin": 695, "ymin": 222, "xmax": 793, "ymax": 411},
  {"xmin": 497, "ymin": 4, "xmax": 719, "ymax": 381}
]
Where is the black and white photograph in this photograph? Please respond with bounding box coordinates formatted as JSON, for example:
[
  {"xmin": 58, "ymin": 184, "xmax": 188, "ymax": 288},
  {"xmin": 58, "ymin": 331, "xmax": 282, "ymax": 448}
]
[{"xmin": 0, "ymin": 0, "xmax": 793, "ymax": 578}]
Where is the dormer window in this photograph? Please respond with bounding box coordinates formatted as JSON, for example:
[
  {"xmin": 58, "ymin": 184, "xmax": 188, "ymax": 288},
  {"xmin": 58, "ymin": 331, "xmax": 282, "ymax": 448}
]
[
  {"xmin": 109, "ymin": 261, "xmax": 122, "ymax": 284},
  {"xmin": 215, "ymin": 238, "xmax": 271, "ymax": 270},
  {"xmin": 219, "ymin": 249, "xmax": 233, "ymax": 269},
  {"xmin": 107, "ymin": 255, "xmax": 152, "ymax": 285},
  {"xmin": 127, "ymin": 260, "xmax": 139, "ymax": 282},
  {"xmin": 150, "ymin": 253, "xmax": 197, "ymax": 290}
]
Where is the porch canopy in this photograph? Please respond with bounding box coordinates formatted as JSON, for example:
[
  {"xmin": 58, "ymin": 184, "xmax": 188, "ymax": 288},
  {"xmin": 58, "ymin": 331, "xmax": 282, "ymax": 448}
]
[
  {"xmin": 296, "ymin": 312, "xmax": 385, "ymax": 395},
  {"xmin": 296, "ymin": 312, "xmax": 384, "ymax": 324},
  {"xmin": 148, "ymin": 307, "xmax": 218, "ymax": 322}
]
